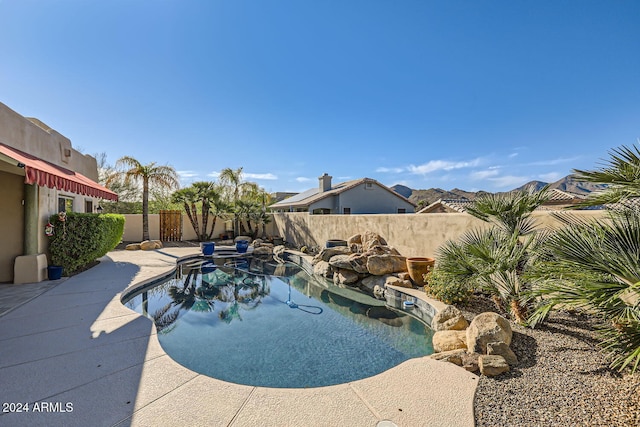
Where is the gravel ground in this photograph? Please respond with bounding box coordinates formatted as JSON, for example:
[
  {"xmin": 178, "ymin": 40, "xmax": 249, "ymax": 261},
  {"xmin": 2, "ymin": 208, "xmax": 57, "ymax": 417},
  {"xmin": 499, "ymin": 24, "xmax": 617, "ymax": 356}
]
[{"xmin": 460, "ymin": 297, "xmax": 640, "ymax": 426}]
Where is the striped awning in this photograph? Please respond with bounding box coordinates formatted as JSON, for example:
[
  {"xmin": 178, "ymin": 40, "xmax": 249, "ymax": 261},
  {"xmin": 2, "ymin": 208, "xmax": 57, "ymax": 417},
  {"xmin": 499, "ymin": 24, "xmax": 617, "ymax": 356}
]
[{"xmin": 0, "ymin": 143, "xmax": 118, "ymax": 201}]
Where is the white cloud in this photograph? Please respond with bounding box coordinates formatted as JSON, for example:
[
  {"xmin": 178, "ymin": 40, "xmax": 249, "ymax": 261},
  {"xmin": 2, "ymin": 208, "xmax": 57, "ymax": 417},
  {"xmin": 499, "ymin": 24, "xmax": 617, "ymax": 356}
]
[
  {"xmin": 526, "ymin": 157, "xmax": 579, "ymax": 167},
  {"xmin": 489, "ymin": 175, "xmax": 530, "ymax": 188},
  {"xmin": 295, "ymin": 177, "xmax": 312, "ymax": 183},
  {"xmin": 244, "ymin": 172, "xmax": 278, "ymax": 180},
  {"xmin": 508, "ymin": 153, "xmax": 519, "ymax": 158},
  {"xmin": 408, "ymin": 158, "xmax": 482, "ymax": 175},
  {"xmin": 207, "ymin": 171, "xmax": 221, "ymax": 178},
  {"xmin": 470, "ymin": 169, "xmax": 499, "ymax": 180},
  {"xmin": 538, "ymin": 172, "xmax": 562, "ymax": 182},
  {"xmin": 176, "ymin": 170, "xmax": 199, "ymax": 178},
  {"xmin": 376, "ymin": 167, "xmax": 405, "ymax": 173}
]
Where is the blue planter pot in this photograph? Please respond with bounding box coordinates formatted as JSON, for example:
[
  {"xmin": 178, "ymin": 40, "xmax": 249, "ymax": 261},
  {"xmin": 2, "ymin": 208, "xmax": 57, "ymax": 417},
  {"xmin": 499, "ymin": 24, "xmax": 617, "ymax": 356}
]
[
  {"xmin": 235, "ymin": 240, "xmax": 249, "ymax": 253},
  {"xmin": 202, "ymin": 242, "xmax": 215, "ymax": 256},
  {"xmin": 47, "ymin": 266, "xmax": 63, "ymax": 280}
]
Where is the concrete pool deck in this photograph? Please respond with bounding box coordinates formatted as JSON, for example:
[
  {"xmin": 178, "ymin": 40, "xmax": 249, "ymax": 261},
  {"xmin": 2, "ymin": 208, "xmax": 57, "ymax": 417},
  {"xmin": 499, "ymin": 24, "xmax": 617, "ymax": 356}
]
[{"xmin": 0, "ymin": 248, "xmax": 478, "ymax": 427}]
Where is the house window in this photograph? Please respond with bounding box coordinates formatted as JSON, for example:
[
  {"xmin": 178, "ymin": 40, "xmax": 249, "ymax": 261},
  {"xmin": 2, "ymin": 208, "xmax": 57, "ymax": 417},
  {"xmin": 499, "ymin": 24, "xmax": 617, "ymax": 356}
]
[
  {"xmin": 312, "ymin": 208, "xmax": 331, "ymax": 215},
  {"xmin": 85, "ymin": 200, "xmax": 94, "ymax": 213},
  {"xmin": 343, "ymin": 207, "xmax": 351, "ymax": 215},
  {"xmin": 397, "ymin": 208, "xmax": 406, "ymax": 214},
  {"xmin": 58, "ymin": 197, "xmax": 74, "ymax": 213}
]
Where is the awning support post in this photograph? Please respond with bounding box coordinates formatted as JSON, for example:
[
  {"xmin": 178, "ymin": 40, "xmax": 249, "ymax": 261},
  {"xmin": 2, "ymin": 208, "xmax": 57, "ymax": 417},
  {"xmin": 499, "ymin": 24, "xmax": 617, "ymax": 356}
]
[{"xmin": 24, "ymin": 183, "xmax": 39, "ymax": 255}]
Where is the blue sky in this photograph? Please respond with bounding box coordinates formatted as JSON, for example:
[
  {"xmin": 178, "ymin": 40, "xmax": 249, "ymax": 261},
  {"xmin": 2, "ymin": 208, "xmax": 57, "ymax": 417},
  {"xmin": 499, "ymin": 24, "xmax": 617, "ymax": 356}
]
[{"xmin": 1, "ymin": 0, "xmax": 638, "ymax": 193}]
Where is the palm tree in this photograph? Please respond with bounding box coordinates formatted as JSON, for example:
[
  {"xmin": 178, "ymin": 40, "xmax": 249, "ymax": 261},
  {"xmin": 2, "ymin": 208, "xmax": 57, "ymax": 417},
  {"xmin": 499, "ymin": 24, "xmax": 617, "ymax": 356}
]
[
  {"xmin": 108, "ymin": 156, "xmax": 179, "ymax": 241},
  {"xmin": 528, "ymin": 144, "xmax": 640, "ymax": 372},
  {"xmin": 172, "ymin": 182, "xmax": 227, "ymax": 241},
  {"xmin": 218, "ymin": 167, "xmax": 268, "ymax": 237},
  {"xmin": 436, "ymin": 188, "xmax": 550, "ymax": 323},
  {"xmin": 573, "ymin": 144, "xmax": 640, "ymax": 207}
]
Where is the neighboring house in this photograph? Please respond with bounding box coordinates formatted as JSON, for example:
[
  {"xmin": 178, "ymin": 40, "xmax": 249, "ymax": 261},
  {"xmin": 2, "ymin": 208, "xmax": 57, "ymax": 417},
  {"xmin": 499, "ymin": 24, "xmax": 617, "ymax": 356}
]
[
  {"xmin": 0, "ymin": 102, "xmax": 118, "ymax": 284},
  {"xmin": 417, "ymin": 189, "xmax": 586, "ymax": 214},
  {"xmin": 269, "ymin": 173, "xmax": 416, "ymax": 214}
]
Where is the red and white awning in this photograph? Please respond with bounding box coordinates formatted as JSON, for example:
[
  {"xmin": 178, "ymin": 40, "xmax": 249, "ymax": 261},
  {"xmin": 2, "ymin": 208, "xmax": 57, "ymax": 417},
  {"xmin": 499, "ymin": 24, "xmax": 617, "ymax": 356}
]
[{"xmin": 0, "ymin": 143, "xmax": 118, "ymax": 201}]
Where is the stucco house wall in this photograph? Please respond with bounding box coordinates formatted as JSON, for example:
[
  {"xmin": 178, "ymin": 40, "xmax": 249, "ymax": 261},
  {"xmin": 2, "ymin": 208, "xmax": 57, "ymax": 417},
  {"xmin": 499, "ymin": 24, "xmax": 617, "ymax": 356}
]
[
  {"xmin": 0, "ymin": 102, "xmax": 112, "ymax": 283},
  {"xmin": 334, "ymin": 182, "xmax": 415, "ymax": 214}
]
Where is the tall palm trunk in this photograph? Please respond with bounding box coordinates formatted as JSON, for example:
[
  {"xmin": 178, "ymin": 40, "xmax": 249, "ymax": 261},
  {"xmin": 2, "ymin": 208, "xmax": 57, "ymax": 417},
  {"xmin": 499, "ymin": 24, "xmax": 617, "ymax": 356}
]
[{"xmin": 142, "ymin": 179, "xmax": 150, "ymax": 241}]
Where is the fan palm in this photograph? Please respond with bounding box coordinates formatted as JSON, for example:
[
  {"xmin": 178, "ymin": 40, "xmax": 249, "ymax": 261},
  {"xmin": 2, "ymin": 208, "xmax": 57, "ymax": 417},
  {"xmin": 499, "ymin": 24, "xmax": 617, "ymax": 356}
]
[
  {"xmin": 436, "ymin": 188, "xmax": 550, "ymax": 323},
  {"xmin": 108, "ymin": 156, "xmax": 179, "ymax": 241},
  {"xmin": 529, "ymin": 207, "xmax": 640, "ymax": 372}
]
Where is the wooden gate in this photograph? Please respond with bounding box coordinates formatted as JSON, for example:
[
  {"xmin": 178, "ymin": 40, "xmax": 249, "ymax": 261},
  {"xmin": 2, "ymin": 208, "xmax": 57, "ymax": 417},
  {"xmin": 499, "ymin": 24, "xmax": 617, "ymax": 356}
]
[{"xmin": 159, "ymin": 210, "xmax": 183, "ymax": 241}]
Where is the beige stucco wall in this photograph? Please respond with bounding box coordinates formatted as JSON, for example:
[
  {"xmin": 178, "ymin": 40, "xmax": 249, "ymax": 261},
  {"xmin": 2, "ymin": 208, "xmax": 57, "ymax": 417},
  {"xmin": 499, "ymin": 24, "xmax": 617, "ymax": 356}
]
[
  {"xmin": 0, "ymin": 102, "xmax": 99, "ymax": 179},
  {"xmin": 0, "ymin": 171, "xmax": 25, "ymax": 282},
  {"xmin": 271, "ymin": 210, "xmax": 607, "ymax": 258}
]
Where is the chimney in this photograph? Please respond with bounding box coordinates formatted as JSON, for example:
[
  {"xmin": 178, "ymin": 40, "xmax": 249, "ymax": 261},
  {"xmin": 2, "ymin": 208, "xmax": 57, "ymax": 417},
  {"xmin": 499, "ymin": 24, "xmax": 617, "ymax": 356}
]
[{"xmin": 318, "ymin": 173, "xmax": 332, "ymax": 193}]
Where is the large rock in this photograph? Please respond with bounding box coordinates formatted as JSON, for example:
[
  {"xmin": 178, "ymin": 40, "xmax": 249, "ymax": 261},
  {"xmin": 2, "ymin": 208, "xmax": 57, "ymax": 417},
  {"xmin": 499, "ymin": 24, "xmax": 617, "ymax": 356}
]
[
  {"xmin": 461, "ymin": 352, "xmax": 480, "ymax": 373},
  {"xmin": 432, "ymin": 330, "xmax": 468, "ymax": 353},
  {"xmin": 313, "ymin": 260, "xmax": 333, "ymax": 278},
  {"xmin": 347, "ymin": 254, "xmax": 369, "ymax": 273},
  {"xmin": 140, "ymin": 240, "xmax": 161, "ymax": 250},
  {"xmin": 360, "ymin": 275, "xmax": 388, "ymax": 292},
  {"xmin": 328, "ymin": 254, "xmax": 355, "ymax": 271},
  {"xmin": 234, "ymin": 235, "xmax": 252, "ymax": 243},
  {"xmin": 125, "ymin": 243, "xmax": 141, "ymax": 251},
  {"xmin": 373, "ymin": 285, "xmax": 385, "ymax": 299},
  {"xmin": 333, "ymin": 268, "xmax": 359, "ymax": 285},
  {"xmin": 367, "ymin": 254, "xmax": 407, "ymax": 275},
  {"xmin": 252, "ymin": 246, "xmax": 272, "ymax": 256},
  {"xmin": 466, "ymin": 312, "xmax": 513, "ymax": 354},
  {"xmin": 478, "ymin": 355, "xmax": 510, "ymax": 376},
  {"xmin": 432, "ymin": 305, "xmax": 469, "ymax": 332},
  {"xmin": 384, "ymin": 276, "xmax": 412, "ymax": 288},
  {"xmin": 429, "ymin": 349, "xmax": 467, "ymax": 366},
  {"xmin": 361, "ymin": 231, "xmax": 388, "ymax": 252},
  {"xmin": 487, "ymin": 341, "xmax": 518, "ymax": 366},
  {"xmin": 313, "ymin": 247, "xmax": 352, "ymax": 264},
  {"xmin": 347, "ymin": 234, "xmax": 362, "ymax": 245},
  {"xmin": 273, "ymin": 245, "xmax": 286, "ymax": 258}
]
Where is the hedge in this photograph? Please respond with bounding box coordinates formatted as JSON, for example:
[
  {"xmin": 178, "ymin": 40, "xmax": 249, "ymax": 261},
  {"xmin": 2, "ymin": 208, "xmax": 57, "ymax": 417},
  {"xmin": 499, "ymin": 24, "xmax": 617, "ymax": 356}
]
[{"xmin": 48, "ymin": 213, "xmax": 125, "ymax": 275}]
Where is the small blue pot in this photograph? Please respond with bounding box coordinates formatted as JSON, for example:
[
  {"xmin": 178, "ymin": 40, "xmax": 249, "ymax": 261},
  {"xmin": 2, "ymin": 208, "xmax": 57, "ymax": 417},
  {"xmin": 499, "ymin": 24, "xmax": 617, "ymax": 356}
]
[
  {"xmin": 47, "ymin": 266, "xmax": 63, "ymax": 280},
  {"xmin": 202, "ymin": 242, "xmax": 215, "ymax": 256},
  {"xmin": 235, "ymin": 240, "xmax": 249, "ymax": 253}
]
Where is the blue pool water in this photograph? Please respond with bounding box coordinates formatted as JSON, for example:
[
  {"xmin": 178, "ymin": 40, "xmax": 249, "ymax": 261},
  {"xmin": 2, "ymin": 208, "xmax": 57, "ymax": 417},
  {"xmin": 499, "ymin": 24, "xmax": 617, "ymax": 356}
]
[{"xmin": 123, "ymin": 255, "xmax": 434, "ymax": 388}]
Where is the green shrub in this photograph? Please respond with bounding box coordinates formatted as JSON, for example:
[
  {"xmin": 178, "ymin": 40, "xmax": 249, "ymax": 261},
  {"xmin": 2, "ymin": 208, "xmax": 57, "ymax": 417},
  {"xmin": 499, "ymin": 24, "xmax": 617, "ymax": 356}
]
[
  {"xmin": 48, "ymin": 213, "xmax": 125, "ymax": 275},
  {"xmin": 423, "ymin": 268, "xmax": 473, "ymax": 305}
]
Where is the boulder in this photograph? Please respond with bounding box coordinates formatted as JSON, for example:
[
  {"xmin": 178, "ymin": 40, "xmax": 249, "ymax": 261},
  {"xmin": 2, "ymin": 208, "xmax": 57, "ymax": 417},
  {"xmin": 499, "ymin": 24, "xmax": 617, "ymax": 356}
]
[
  {"xmin": 431, "ymin": 305, "xmax": 469, "ymax": 332},
  {"xmin": 360, "ymin": 275, "xmax": 388, "ymax": 292},
  {"xmin": 466, "ymin": 312, "xmax": 513, "ymax": 354},
  {"xmin": 373, "ymin": 285, "xmax": 385, "ymax": 300},
  {"xmin": 487, "ymin": 341, "xmax": 518, "ymax": 366},
  {"xmin": 478, "ymin": 355, "xmax": 510, "ymax": 377},
  {"xmin": 151, "ymin": 240, "xmax": 163, "ymax": 249},
  {"xmin": 251, "ymin": 238, "xmax": 264, "ymax": 246},
  {"xmin": 367, "ymin": 254, "xmax": 407, "ymax": 275},
  {"xmin": 252, "ymin": 246, "xmax": 273, "ymax": 256},
  {"xmin": 361, "ymin": 231, "xmax": 387, "ymax": 252},
  {"xmin": 328, "ymin": 254, "xmax": 355, "ymax": 271},
  {"xmin": 312, "ymin": 246, "xmax": 352, "ymax": 264},
  {"xmin": 397, "ymin": 272, "xmax": 411, "ymax": 281},
  {"xmin": 432, "ymin": 330, "xmax": 468, "ymax": 353},
  {"xmin": 125, "ymin": 243, "xmax": 141, "ymax": 251},
  {"xmin": 333, "ymin": 268, "xmax": 359, "ymax": 285},
  {"xmin": 313, "ymin": 260, "xmax": 333, "ymax": 278},
  {"xmin": 429, "ymin": 349, "xmax": 467, "ymax": 366},
  {"xmin": 140, "ymin": 240, "xmax": 158, "ymax": 250},
  {"xmin": 384, "ymin": 276, "xmax": 413, "ymax": 288},
  {"xmin": 347, "ymin": 234, "xmax": 362, "ymax": 245},
  {"xmin": 273, "ymin": 245, "xmax": 286, "ymax": 258},
  {"xmin": 461, "ymin": 352, "xmax": 480, "ymax": 373},
  {"xmin": 347, "ymin": 254, "xmax": 369, "ymax": 273},
  {"xmin": 234, "ymin": 235, "xmax": 252, "ymax": 243}
]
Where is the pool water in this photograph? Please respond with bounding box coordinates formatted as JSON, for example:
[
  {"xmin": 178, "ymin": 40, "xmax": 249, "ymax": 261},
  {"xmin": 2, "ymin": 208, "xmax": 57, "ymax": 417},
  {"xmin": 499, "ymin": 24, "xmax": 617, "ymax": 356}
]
[{"xmin": 123, "ymin": 255, "xmax": 434, "ymax": 388}]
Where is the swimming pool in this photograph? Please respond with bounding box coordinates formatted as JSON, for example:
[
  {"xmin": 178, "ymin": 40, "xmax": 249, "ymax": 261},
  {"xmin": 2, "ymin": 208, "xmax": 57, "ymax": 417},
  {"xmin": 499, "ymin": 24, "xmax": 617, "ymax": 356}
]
[{"xmin": 123, "ymin": 254, "xmax": 434, "ymax": 388}]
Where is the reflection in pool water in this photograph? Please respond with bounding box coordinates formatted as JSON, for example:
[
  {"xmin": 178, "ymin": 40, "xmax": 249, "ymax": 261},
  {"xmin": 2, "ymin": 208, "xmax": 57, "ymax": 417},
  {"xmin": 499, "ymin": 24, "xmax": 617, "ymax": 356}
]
[{"xmin": 123, "ymin": 255, "xmax": 434, "ymax": 388}]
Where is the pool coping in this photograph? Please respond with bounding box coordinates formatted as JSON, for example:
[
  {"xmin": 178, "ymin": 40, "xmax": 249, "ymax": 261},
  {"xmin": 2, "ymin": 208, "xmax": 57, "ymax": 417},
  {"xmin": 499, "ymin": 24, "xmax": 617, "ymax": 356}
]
[{"xmin": 0, "ymin": 247, "xmax": 478, "ymax": 427}]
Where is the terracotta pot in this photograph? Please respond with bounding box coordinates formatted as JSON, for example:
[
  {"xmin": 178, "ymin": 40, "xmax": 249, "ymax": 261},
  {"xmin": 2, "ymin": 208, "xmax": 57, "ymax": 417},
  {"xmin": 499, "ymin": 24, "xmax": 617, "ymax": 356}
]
[{"xmin": 406, "ymin": 257, "xmax": 435, "ymax": 286}]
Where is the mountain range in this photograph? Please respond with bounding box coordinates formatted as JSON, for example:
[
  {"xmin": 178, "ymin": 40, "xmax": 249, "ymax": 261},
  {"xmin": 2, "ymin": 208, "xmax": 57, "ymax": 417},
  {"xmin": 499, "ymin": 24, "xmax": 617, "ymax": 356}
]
[{"xmin": 392, "ymin": 174, "xmax": 608, "ymax": 207}]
